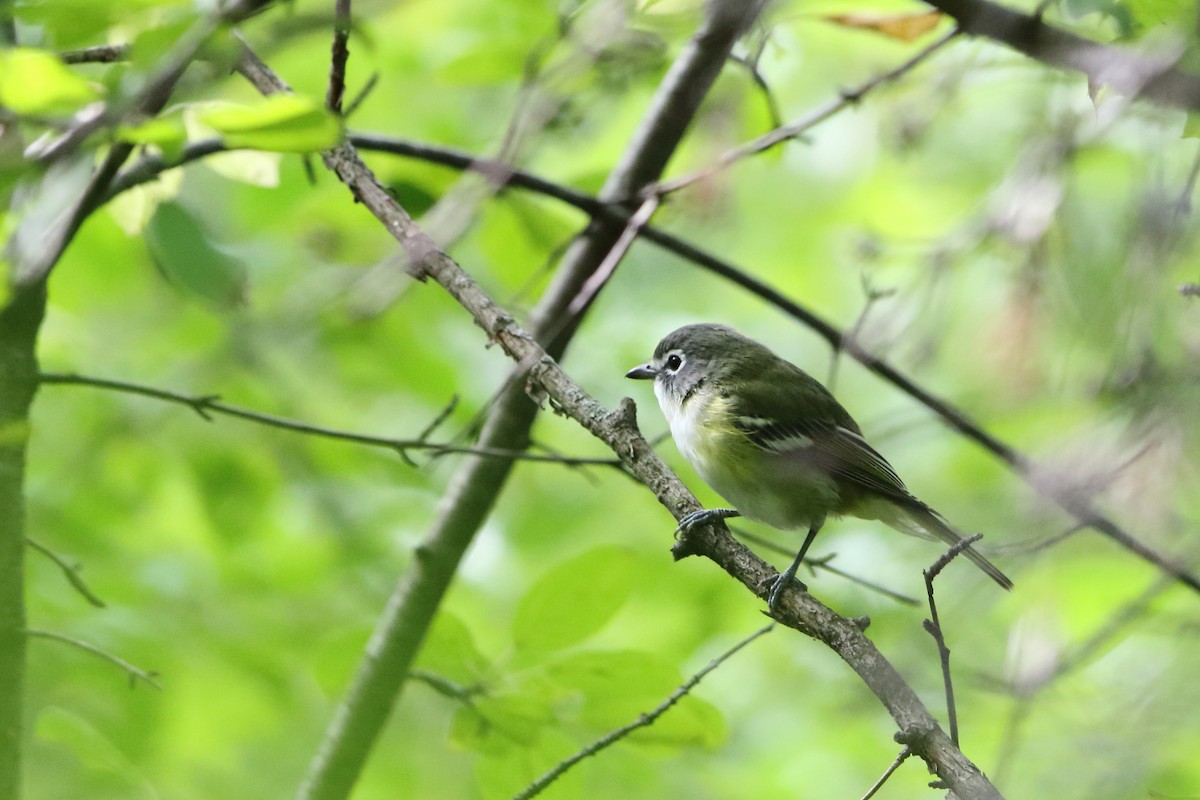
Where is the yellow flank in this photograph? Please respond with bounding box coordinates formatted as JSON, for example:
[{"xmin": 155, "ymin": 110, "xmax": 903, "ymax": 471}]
[{"xmin": 669, "ymin": 391, "xmax": 839, "ymax": 531}]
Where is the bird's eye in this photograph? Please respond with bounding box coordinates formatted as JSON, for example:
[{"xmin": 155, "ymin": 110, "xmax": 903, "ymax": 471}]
[{"xmin": 665, "ymin": 354, "xmax": 683, "ymax": 371}]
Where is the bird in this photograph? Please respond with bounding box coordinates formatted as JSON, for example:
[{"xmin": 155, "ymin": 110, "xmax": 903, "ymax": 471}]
[{"xmin": 625, "ymin": 323, "xmax": 1012, "ymax": 611}]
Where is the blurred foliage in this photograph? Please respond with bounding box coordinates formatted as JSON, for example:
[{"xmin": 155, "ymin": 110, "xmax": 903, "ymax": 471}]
[{"xmin": 5, "ymin": 0, "xmax": 1200, "ymax": 798}]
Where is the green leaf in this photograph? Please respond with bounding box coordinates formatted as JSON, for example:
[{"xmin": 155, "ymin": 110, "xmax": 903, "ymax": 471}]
[
  {"xmin": 116, "ymin": 116, "xmax": 188, "ymax": 151},
  {"xmin": 512, "ymin": 546, "xmax": 636, "ymax": 654},
  {"xmin": 144, "ymin": 202, "xmax": 248, "ymax": 307},
  {"xmin": 1183, "ymin": 114, "xmax": 1200, "ymax": 140},
  {"xmin": 203, "ymin": 150, "xmax": 282, "ymax": 188},
  {"xmin": 626, "ymin": 693, "xmax": 725, "ymax": 749},
  {"xmin": 546, "ymin": 649, "xmax": 679, "ymax": 727},
  {"xmin": 414, "ymin": 612, "xmax": 491, "ymax": 685},
  {"xmin": 36, "ymin": 706, "xmax": 156, "ymax": 798},
  {"xmin": 107, "ymin": 166, "xmax": 184, "ymax": 235},
  {"xmin": 198, "ymin": 96, "xmax": 344, "ymax": 153},
  {"xmin": 449, "ymin": 690, "xmax": 556, "ymax": 754},
  {"xmin": 0, "ymin": 48, "xmax": 101, "ymax": 115}
]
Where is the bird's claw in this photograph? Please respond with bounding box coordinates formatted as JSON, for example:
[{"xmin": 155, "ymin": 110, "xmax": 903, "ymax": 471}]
[
  {"xmin": 760, "ymin": 572, "xmax": 807, "ymax": 615},
  {"xmin": 673, "ymin": 507, "xmax": 739, "ymax": 538}
]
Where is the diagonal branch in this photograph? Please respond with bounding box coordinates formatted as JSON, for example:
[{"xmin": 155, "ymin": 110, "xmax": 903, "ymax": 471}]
[
  {"xmin": 302, "ymin": 134, "xmax": 1004, "ymax": 798},
  {"xmin": 229, "ymin": 34, "xmax": 1005, "ymax": 794},
  {"xmin": 922, "ymin": 0, "xmax": 1200, "ymax": 109},
  {"xmin": 513, "ymin": 624, "xmax": 774, "ymax": 800},
  {"xmin": 231, "ymin": 3, "xmax": 773, "ymax": 798},
  {"xmin": 25, "ymin": 629, "xmax": 161, "ymax": 690},
  {"xmin": 650, "ymin": 27, "xmax": 961, "ymax": 197}
]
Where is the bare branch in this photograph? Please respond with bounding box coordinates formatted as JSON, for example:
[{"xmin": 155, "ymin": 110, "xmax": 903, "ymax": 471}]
[
  {"xmin": 279, "ymin": 90, "xmax": 1004, "ymax": 800},
  {"xmin": 512, "ymin": 625, "xmax": 773, "ymax": 800},
  {"xmin": 60, "ymin": 44, "xmax": 128, "ymax": 64},
  {"xmin": 25, "ymin": 538, "xmax": 106, "ymax": 609},
  {"xmin": 922, "ymin": 0, "xmax": 1200, "ymax": 110},
  {"xmin": 649, "ymin": 29, "xmax": 960, "ymax": 197},
  {"xmin": 564, "ymin": 195, "xmax": 659, "ymax": 318},
  {"xmin": 38, "ymin": 373, "xmax": 623, "ymax": 469},
  {"xmin": 860, "ymin": 746, "xmax": 912, "ymax": 800},
  {"xmin": 326, "ymin": 0, "xmax": 351, "ymax": 113},
  {"xmin": 237, "ymin": 7, "xmax": 772, "ymax": 797},
  {"xmin": 922, "ymin": 533, "xmax": 983, "ymax": 748},
  {"xmin": 343, "ymin": 71, "xmax": 379, "ymax": 119},
  {"xmin": 25, "ymin": 629, "xmax": 161, "ymax": 690}
]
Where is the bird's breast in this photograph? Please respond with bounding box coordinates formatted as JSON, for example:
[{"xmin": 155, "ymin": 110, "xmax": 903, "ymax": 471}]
[{"xmin": 664, "ymin": 391, "xmax": 840, "ymax": 531}]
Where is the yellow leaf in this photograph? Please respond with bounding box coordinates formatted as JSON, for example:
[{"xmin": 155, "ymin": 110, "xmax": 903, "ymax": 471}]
[{"xmin": 823, "ymin": 11, "xmax": 943, "ymax": 42}]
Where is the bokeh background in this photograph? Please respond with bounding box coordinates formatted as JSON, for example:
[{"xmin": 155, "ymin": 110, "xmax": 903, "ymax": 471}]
[{"xmin": 8, "ymin": 0, "xmax": 1200, "ymax": 797}]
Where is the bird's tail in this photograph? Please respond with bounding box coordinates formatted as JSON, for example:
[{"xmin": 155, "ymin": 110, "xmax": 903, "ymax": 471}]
[{"xmin": 871, "ymin": 500, "xmax": 1013, "ymax": 590}]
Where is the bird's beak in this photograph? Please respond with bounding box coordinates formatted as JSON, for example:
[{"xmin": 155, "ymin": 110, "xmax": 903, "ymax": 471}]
[{"xmin": 625, "ymin": 363, "xmax": 657, "ymax": 380}]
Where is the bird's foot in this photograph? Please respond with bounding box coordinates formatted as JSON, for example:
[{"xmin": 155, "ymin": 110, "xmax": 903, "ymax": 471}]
[
  {"xmin": 674, "ymin": 507, "xmax": 740, "ymax": 538},
  {"xmin": 761, "ymin": 572, "xmax": 807, "ymax": 615}
]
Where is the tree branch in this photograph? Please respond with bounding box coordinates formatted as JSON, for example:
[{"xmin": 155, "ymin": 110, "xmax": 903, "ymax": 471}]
[
  {"xmin": 25, "ymin": 538, "xmax": 106, "ymax": 609},
  {"xmin": 0, "ymin": 283, "xmax": 46, "ymax": 799},
  {"xmin": 922, "ymin": 0, "xmax": 1200, "ymax": 109},
  {"xmin": 512, "ymin": 624, "xmax": 774, "ymax": 800},
  {"xmin": 922, "ymin": 534, "xmax": 984, "ymax": 749},
  {"xmin": 325, "ymin": 0, "xmax": 351, "ymax": 113},
  {"xmin": 229, "ymin": 61, "xmax": 1006, "ymax": 800},
  {"xmin": 24, "ymin": 629, "xmax": 160, "ymax": 690},
  {"xmin": 233, "ymin": 4, "xmax": 774, "ymax": 797},
  {"xmin": 650, "ymin": 27, "xmax": 961, "ymax": 197},
  {"xmin": 860, "ymin": 746, "xmax": 912, "ymax": 800},
  {"xmin": 37, "ymin": 372, "xmax": 624, "ymax": 469}
]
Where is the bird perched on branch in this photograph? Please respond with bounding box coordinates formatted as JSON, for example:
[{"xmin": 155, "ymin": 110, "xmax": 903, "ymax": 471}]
[{"xmin": 626, "ymin": 323, "xmax": 1012, "ymax": 612}]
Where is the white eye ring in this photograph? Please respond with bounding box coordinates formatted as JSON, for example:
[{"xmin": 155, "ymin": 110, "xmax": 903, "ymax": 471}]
[{"xmin": 664, "ymin": 353, "xmax": 683, "ymax": 371}]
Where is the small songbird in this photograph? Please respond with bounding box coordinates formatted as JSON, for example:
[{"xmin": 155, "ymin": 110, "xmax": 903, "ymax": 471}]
[{"xmin": 626, "ymin": 323, "xmax": 1012, "ymax": 611}]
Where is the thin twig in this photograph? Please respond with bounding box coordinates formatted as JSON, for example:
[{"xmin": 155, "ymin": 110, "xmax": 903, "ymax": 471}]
[
  {"xmin": 25, "ymin": 629, "xmax": 161, "ymax": 689},
  {"xmin": 25, "ymin": 538, "xmax": 106, "ymax": 608},
  {"xmin": 60, "ymin": 44, "xmax": 129, "ymax": 63},
  {"xmin": 343, "ymin": 71, "xmax": 379, "ymax": 119},
  {"xmin": 416, "ymin": 394, "xmax": 460, "ymax": 443},
  {"xmin": 326, "ymin": 0, "xmax": 352, "ymax": 113},
  {"xmin": 826, "ymin": 276, "xmax": 896, "ymax": 393},
  {"xmin": 37, "ymin": 372, "xmax": 623, "ymax": 469},
  {"xmin": 735, "ymin": 529, "xmax": 919, "ymax": 605},
  {"xmin": 860, "ymin": 746, "xmax": 912, "ymax": 800},
  {"xmin": 923, "ymin": 533, "xmax": 982, "ymax": 748},
  {"xmin": 649, "ymin": 28, "xmax": 960, "ymax": 197},
  {"xmin": 565, "ymin": 195, "xmax": 660, "ymax": 318},
  {"xmin": 512, "ymin": 625, "xmax": 774, "ymax": 800},
  {"xmin": 729, "ymin": 40, "xmax": 784, "ymax": 130},
  {"xmin": 407, "ymin": 669, "xmax": 482, "ymax": 701}
]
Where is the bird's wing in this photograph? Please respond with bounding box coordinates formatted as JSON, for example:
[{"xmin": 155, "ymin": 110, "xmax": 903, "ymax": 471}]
[{"xmin": 726, "ymin": 369, "xmax": 918, "ymax": 507}]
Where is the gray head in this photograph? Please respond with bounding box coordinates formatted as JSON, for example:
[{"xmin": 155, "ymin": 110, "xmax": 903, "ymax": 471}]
[{"xmin": 626, "ymin": 323, "xmax": 770, "ymax": 405}]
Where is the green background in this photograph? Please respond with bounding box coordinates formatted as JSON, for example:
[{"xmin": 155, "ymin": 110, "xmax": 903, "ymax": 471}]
[{"xmin": 6, "ymin": 0, "xmax": 1200, "ymax": 797}]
